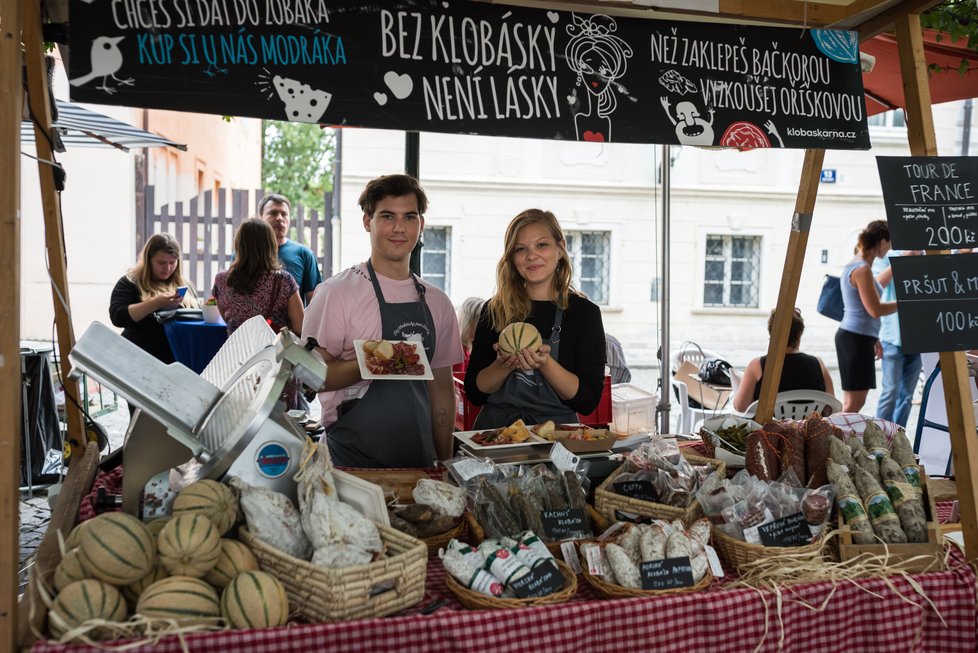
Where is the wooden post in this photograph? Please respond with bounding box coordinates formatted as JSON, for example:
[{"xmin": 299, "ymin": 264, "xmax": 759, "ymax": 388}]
[
  {"xmin": 897, "ymin": 12, "xmax": 978, "ymax": 562},
  {"xmin": 754, "ymin": 149, "xmax": 826, "ymax": 423},
  {"xmin": 0, "ymin": 0, "xmax": 22, "ymax": 642},
  {"xmin": 22, "ymin": 0, "xmax": 86, "ymax": 458}
]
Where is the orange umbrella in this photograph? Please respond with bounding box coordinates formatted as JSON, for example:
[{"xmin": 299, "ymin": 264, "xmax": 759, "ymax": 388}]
[{"xmin": 861, "ymin": 29, "xmax": 978, "ymax": 116}]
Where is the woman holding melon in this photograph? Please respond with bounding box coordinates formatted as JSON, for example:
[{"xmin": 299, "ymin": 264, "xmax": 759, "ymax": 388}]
[{"xmin": 464, "ymin": 209, "xmax": 607, "ymax": 428}]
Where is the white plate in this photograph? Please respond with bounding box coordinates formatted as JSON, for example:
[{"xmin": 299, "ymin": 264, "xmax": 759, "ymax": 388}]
[
  {"xmin": 354, "ymin": 339, "xmax": 434, "ymax": 381},
  {"xmin": 454, "ymin": 428, "xmax": 550, "ymax": 450}
]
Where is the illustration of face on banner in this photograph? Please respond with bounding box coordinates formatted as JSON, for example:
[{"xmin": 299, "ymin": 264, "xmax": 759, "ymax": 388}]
[{"xmin": 68, "ymin": 0, "xmax": 869, "ymax": 149}]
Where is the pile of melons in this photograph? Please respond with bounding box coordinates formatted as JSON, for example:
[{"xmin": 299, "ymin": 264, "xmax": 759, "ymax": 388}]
[{"xmin": 47, "ymin": 479, "xmax": 289, "ymax": 641}]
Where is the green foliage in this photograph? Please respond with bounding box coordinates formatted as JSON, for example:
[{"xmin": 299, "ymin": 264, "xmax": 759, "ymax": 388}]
[
  {"xmin": 261, "ymin": 121, "xmax": 335, "ymax": 214},
  {"xmin": 921, "ymin": 1, "xmax": 978, "ymax": 75},
  {"xmin": 921, "ymin": 1, "xmax": 978, "ymax": 49}
]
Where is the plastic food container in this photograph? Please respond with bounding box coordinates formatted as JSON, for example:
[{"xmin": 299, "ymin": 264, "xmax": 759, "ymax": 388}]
[{"xmin": 611, "ymin": 384, "xmax": 657, "ymax": 435}]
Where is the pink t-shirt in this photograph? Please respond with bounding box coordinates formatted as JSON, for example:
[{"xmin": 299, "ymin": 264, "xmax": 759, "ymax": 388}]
[{"xmin": 302, "ymin": 262, "xmax": 464, "ymax": 426}]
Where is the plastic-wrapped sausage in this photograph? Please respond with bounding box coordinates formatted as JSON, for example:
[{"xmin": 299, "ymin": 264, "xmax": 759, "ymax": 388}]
[
  {"xmin": 827, "ymin": 459, "xmax": 876, "ymax": 545},
  {"xmin": 851, "ymin": 465, "xmax": 907, "ymax": 544}
]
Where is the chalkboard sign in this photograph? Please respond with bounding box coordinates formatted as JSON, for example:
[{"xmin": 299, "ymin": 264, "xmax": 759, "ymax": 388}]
[
  {"xmin": 639, "ymin": 556, "xmax": 695, "ymax": 590},
  {"xmin": 757, "ymin": 512, "xmax": 811, "ymax": 547},
  {"xmin": 541, "ymin": 508, "xmax": 587, "ymax": 539},
  {"xmin": 509, "ymin": 561, "xmax": 564, "ymax": 598},
  {"xmin": 877, "ymin": 157, "xmax": 978, "ymax": 250},
  {"xmin": 67, "ymin": 0, "xmax": 869, "ymax": 149},
  {"xmin": 891, "ymin": 254, "xmax": 978, "ymax": 354},
  {"xmin": 613, "ymin": 480, "xmax": 661, "ymax": 503}
]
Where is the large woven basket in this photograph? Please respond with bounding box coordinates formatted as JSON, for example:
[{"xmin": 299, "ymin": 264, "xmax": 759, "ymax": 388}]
[
  {"xmin": 239, "ymin": 524, "xmax": 427, "ymax": 622},
  {"xmin": 580, "ymin": 553, "xmax": 713, "ymax": 598},
  {"xmin": 711, "ymin": 525, "xmax": 826, "ymax": 574},
  {"xmin": 594, "ymin": 451, "xmax": 726, "ymax": 526},
  {"xmin": 445, "ymin": 559, "xmax": 578, "ymax": 609},
  {"xmin": 420, "ymin": 517, "xmax": 466, "ymax": 556}
]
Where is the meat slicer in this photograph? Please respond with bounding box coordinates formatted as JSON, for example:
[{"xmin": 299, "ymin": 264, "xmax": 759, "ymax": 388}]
[{"xmin": 69, "ymin": 316, "xmax": 326, "ymax": 519}]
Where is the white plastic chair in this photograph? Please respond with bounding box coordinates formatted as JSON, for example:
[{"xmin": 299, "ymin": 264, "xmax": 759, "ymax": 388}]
[
  {"xmin": 669, "ymin": 343, "xmax": 725, "ymax": 376},
  {"xmin": 742, "ymin": 390, "xmax": 842, "ymax": 421},
  {"xmin": 670, "ymin": 378, "xmax": 732, "ymax": 433}
]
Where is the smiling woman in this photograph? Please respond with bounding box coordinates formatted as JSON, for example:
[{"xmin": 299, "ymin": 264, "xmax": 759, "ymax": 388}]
[{"xmin": 464, "ymin": 209, "xmax": 607, "ymax": 429}]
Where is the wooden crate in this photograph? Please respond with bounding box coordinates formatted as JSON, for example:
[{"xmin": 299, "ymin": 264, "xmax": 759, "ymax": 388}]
[{"xmin": 837, "ymin": 469, "xmax": 944, "ymax": 573}]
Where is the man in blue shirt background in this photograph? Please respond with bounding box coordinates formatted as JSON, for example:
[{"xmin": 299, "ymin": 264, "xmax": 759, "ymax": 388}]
[
  {"xmin": 873, "ymin": 250, "xmax": 922, "ymax": 426},
  {"xmin": 259, "ymin": 193, "xmax": 323, "ymax": 305}
]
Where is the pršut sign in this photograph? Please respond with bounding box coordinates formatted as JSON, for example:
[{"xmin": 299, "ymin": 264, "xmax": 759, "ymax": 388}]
[{"xmin": 69, "ymin": 0, "xmax": 869, "ymax": 148}]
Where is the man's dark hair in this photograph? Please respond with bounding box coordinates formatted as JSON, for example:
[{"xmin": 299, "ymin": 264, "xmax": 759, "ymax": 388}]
[
  {"xmin": 358, "ymin": 174, "xmax": 428, "ymax": 216},
  {"xmin": 257, "ymin": 193, "xmax": 291, "ymax": 215}
]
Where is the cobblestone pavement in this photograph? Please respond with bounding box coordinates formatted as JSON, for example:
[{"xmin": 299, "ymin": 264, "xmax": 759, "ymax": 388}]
[{"xmin": 17, "ymin": 398, "xmax": 130, "ymax": 596}]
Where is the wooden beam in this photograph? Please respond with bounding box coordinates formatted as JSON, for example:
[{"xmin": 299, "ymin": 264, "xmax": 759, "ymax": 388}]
[
  {"xmin": 754, "ymin": 149, "xmax": 825, "ymax": 424},
  {"xmin": 853, "ymin": 0, "xmax": 943, "ymax": 42},
  {"xmin": 896, "ymin": 12, "xmax": 978, "ymax": 563},
  {"xmin": 22, "ymin": 0, "xmax": 87, "ymax": 459},
  {"xmin": 0, "ymin": 0, "xmax": 22, "ymax": 641}
]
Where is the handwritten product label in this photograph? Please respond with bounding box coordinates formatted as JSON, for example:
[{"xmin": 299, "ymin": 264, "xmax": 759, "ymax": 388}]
[
  {"xmin": 640, "ymin": 556, "xmax": 695, "ymax": 590},
  {"xmin": 584, "ymin": 546, "xmax": 604, "ymax": 576},
  {"xmin": 509, "ymin": 561, "xmax": 564, "ymax": 598},
  {"xmin": 878, "ymin": 156, "xmax": 978, "ymax": 250},
  {"xmin": 891, "ymin": 254, "xmax": 978, "ymax": 354},
  {"xmin": 757, "ymin": 512, "xmax": 812, "ymax": 547},
  {"xmin": 69, "ymin": 1, "xmax": 869, "ymax": 149},
  {"xmin": 613, "ymin": 480, "xmax": 661, "ymax": 503},
  {"xmin": 560, "ymin": 541, "xmax": 582, "ymax": 574},
  {"xmin": 541, "ymin": 508, "xmax": 587, "ymax": 539}
]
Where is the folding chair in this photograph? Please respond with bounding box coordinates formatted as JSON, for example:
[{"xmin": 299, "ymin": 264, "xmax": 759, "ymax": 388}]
[{"xmin": 913, "ymin": 353, "xmax": 978, "ymax": 477}]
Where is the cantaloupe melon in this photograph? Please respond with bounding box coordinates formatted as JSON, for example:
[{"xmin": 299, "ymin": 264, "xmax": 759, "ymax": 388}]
[
  {"xmin": 204, "ymin": 539, "xmax": 259, "ymax": 589},
  {"xmin": 63, "ymin": 519, "xmax": 89, "ymax": 551},
  {"xmin": 145, "ymin": 517, "xmax": 171, "ymax": 540},
  {"xmin": 54, "ymin": 548, "xmax": 90, "ymax": 592},
  {"xmin": 171, "ymin": 479, "xmax": 238, "ymax": 535},
  {"xmin": 220, "ymin": 571, "xmax": 289, "ymax": 629},
  {"xmin": 158, "ymin": 514, "xmax": 221, "ymax": 577},
  {"xmin": 498, "ymin": 322, "xmax": 541, "ymax": 355},
  {"xmin": 136, "ymin": 576, "xmax": 221, "ymax": 627},
  {"xmin": 48, "ymin": 579, "xmax": 127, "ymax": 640},
  {"xmin": 121, "ymin": 561, "xmax": 168, "ymax": 607},
  {"xmin": 77, "ymin": 512, "xmax": 156, "ymax": 585}
]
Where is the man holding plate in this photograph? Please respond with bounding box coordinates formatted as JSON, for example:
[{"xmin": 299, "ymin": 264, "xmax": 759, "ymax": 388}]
[{"xmin": 302, "ymin": 174, "xmax": 463, "ymax": 467}]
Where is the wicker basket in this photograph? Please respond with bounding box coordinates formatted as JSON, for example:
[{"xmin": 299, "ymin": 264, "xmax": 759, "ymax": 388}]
[
  {"xmin": 594, "ymin": 451, "xmax": 726, "ymax": 526},
  {"xmin": 239, "ymin": 524, "xmax": 427, "ymax": 622},
  {"xmin": 445, "ymin": 559, "xmax": 578, "ymax": 609},
  {"xmin": 420, "ymin": 517, "xmax": 467, "ymax": 556},
  {"xmin": 580, "ymin": 555, "xmax": 713, "ymax": 598},
  {"xmin": 711, "ymin": 525, "xmax": 826, "ymax": 574},
  {"xmin": 465, "ymin": 505, "xmax": 609, "ymax": 555}
]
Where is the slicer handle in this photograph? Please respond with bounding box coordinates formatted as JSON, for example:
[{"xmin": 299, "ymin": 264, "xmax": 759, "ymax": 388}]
[{"xmin": 304, "ymin": 336, "xmax": 319, "ymax": 351}]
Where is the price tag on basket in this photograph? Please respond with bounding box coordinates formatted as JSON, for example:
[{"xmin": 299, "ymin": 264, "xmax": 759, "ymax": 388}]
[
  {"xmin": 509, "ymin": 561, "xmax": 564, "ymax": 598},
  {"xmin": 757, "ymin": 512, "xmax": 812, "ymax": 547},
  {"xmin": 613, "ymin": 480, "xmax": 661, "ymax": 503},
  {"xmin": 639, "ymin": 556, "xmax": 695, "ymax": 590},
  {"xmin": 540, "ymin": 507, "xmax": 587, "ymax": 539}
]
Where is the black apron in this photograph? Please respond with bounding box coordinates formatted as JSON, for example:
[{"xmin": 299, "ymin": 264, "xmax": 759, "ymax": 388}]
[
  {"xmin": 472, "ymin": 307, "xmax": 579, "ymax": 429},
  {"xmin": 326, "ymin": 261, "xmax": 437, "ymax": 467}
]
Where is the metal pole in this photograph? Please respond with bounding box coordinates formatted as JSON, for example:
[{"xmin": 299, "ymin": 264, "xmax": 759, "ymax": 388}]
[
  {"xmin": 658, "ymin": 144, "xmax": 671, "ymax": 435},
  {"xmin": 405, "ymin": 132, "xmax": 422, "ymax": 276}
]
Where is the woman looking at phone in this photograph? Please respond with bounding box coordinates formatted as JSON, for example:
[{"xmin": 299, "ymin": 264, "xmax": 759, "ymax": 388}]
[{"xmin": 109, "ymin": 233, "xmax": 198, "ymax": 363}]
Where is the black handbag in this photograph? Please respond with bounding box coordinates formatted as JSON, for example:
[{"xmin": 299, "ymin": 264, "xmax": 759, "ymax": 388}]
[
  {"xmin": 699, "ymin": 358, "xmax": 733, "ymax": 387},
  {"xmin": 817, "ymin": 274, "xmax": 844, "ymax": 321}
]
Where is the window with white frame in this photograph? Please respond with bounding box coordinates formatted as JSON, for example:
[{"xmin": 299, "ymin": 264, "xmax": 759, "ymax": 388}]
[
  {"xmin": 703, "ymin": 234, "xmax": 760, "ymax": 308},
  {"xmin": 867, "ymin": 109, "xmax": 906, "ymax": 129},
  {"xmin": 565, "ymin": 230, "xmax": 610, "ymax": 305},
  {"xmin": 421, "ymin": 226, "xmax": 450, "ymax": 293}
]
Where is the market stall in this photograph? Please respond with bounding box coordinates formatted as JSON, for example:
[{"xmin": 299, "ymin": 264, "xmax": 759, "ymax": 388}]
[{"xmin": 6, "ymin": 0, "xmax": 978, "ymax": 650}]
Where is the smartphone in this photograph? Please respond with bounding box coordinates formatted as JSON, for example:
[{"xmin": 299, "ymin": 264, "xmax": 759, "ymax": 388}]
[{"xmin": 176, "ymin": 286, "xmax": 188, "ymax": 299}]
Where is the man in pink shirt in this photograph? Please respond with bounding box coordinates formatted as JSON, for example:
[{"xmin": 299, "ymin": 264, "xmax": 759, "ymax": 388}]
[{"xmin": 303, "ymin": 174, "xmax": 463, "ymax": 467}]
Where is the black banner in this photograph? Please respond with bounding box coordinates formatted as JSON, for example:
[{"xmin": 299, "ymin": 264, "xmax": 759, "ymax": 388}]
[
  {"xmin": 891, "ymin": 254, "xmax": 978, "ymax": 354},
  {"xmin": 878, "ymin": 157, "xmax": 978, "ymax": 250},
  {"xmin": 68, "ymin": 0, "xmax": 869, "ymax": 148}
]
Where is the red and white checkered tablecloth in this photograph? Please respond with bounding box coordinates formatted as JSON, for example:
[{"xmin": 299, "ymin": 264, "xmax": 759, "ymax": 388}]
[{"xmin": 33, "ymin": 546, "xmax": 976, "ymax": 653}]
